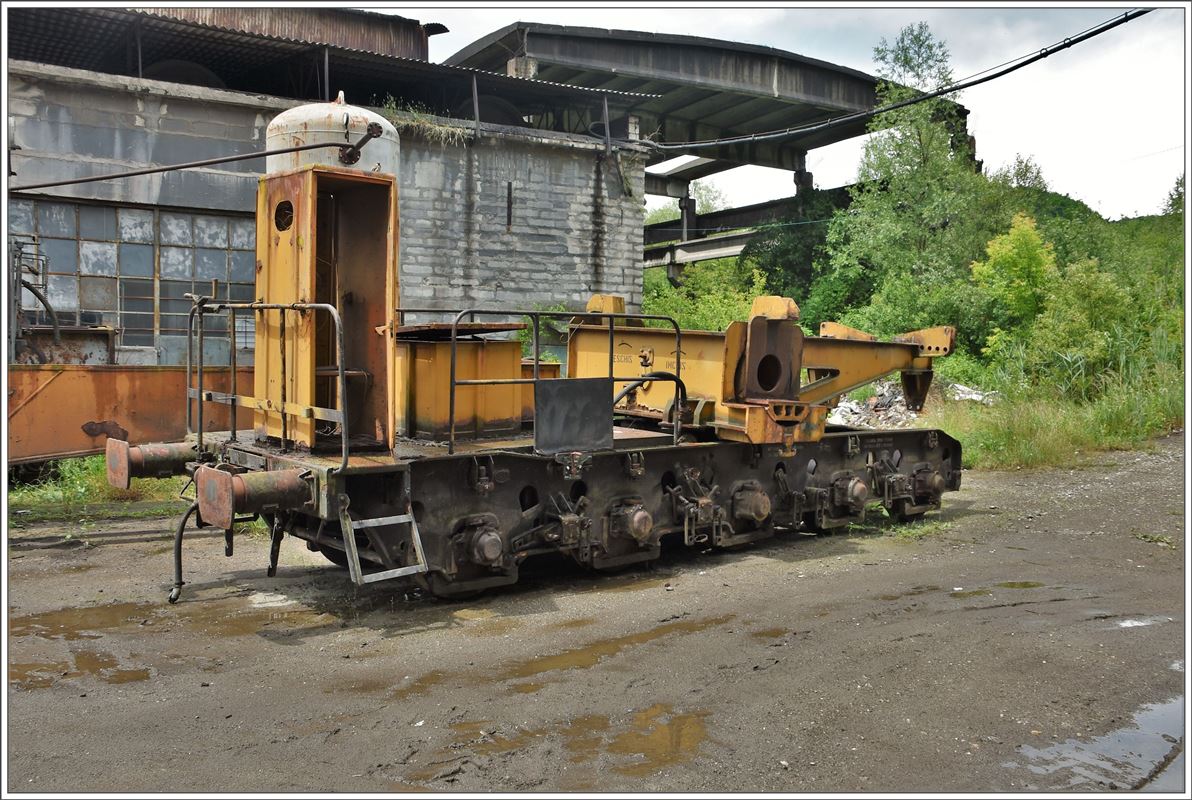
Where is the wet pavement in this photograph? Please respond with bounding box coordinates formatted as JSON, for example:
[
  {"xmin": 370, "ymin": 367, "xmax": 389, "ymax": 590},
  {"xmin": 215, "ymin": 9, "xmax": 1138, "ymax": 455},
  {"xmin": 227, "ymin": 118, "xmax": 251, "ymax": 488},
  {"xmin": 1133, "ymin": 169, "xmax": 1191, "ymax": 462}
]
[{"xmin": 5, "ymin": 434, "xmax": 1186, "ymax": 792}]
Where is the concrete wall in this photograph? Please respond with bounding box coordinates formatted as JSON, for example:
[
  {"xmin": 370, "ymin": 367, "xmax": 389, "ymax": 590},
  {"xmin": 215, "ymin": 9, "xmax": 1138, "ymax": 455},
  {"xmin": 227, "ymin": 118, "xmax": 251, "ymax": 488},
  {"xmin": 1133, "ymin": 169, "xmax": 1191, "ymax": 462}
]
[
  {"xmin": 7, "ymin": 60, "xmax": 647, "ymax": 363},
  {"xmin": 399, "ymin": 131, "xmax": 645, "ymax": 312}
]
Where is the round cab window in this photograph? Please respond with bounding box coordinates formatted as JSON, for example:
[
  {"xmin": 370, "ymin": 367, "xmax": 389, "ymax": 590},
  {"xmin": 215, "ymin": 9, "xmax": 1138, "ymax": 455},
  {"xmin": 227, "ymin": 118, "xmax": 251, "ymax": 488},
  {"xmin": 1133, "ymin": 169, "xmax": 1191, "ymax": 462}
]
[{"xmin": 274, "ymin": 200, "xmax": 294, "ymax": 231}]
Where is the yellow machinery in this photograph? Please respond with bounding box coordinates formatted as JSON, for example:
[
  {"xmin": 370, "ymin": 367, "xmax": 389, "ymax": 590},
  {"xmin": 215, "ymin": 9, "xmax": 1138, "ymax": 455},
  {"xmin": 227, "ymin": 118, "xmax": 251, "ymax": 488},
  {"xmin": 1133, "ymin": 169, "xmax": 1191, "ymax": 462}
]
[{"xmin": 107, "ymin": 96, "xmax": 961, "ymax": 601}]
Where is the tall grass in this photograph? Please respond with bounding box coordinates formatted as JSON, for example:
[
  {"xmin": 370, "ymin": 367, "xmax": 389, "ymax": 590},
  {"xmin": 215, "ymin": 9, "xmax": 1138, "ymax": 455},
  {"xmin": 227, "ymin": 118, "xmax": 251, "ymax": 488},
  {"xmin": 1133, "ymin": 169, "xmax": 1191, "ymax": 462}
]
[
  {"xmin": 8, "ymin": 455, "xmax": 186, "ymax": 510},
  {"xmin": 924, "ymin": 364, "xmax": 1183, "ymax": 469}
]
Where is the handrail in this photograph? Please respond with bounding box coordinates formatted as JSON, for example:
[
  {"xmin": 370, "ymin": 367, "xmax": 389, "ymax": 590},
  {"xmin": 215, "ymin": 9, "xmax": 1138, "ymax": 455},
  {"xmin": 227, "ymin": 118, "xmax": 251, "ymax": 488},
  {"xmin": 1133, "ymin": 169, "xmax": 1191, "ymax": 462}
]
[
  {"xmin": 186, "ymin": 298, "xmax": 350, "ymax": 473},
  {"xmin": 396, "ymin": 306, "xmax": 684, "ymax": 455}
]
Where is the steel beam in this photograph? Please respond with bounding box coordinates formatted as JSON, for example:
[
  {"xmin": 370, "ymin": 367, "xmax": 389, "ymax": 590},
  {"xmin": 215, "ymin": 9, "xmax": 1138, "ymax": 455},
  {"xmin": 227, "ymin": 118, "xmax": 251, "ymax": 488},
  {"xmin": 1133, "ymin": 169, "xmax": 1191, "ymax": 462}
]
[{"xmin": 643, "ymin": 230, "xmax": 755, "ymax": 268}]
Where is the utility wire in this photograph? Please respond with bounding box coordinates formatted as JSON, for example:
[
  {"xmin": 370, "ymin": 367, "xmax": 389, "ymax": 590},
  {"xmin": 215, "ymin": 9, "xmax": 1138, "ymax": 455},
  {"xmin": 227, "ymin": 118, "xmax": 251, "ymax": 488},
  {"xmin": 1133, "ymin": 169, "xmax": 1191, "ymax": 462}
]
[
  {"xmin": 647, "ymin": 8, "xmax": 1153, "ymax": 152},
  {"xmin": 647, "ymin": 217, "xmax": 834, "ymax": 234}
]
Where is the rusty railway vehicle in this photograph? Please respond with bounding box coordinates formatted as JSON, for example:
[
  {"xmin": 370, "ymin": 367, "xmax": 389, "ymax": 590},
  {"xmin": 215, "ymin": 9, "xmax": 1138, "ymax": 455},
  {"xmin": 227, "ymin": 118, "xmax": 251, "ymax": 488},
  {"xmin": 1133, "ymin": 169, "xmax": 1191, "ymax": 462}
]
[{"xmin": 105, "ymin": 96, "xmax": 962, "ymax": 602}]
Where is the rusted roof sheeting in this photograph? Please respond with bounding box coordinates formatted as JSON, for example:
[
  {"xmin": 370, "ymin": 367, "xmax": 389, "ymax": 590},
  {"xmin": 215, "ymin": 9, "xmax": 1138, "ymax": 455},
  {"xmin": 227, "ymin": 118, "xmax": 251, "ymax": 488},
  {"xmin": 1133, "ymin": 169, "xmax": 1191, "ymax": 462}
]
[{"xmin": 134, "ymin": 7, "xmax": 430, "ymax": 60}]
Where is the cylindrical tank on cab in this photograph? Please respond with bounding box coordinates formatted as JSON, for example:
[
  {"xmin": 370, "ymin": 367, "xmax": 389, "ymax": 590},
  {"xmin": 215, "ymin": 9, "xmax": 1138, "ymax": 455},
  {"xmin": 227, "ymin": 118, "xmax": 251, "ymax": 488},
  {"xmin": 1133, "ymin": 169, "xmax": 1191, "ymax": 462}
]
[{"xmin": 265, "ymin": 91, "xmax": 400, "ymax": 177}]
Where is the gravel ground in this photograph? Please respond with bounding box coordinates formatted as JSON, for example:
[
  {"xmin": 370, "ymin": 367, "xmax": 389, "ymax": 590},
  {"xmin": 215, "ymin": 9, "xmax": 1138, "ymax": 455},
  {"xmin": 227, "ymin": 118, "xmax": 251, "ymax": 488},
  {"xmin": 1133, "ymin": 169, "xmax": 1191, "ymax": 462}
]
[{"xmin": 5, "ymin": 434, "xmax": 1185, "ymax": 793}]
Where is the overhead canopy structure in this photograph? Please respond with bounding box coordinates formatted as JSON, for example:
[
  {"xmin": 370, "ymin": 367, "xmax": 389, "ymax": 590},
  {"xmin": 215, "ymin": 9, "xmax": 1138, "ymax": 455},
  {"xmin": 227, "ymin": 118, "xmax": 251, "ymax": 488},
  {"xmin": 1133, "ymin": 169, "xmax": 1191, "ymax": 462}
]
[
  {"xmin": 450, "ymin": 21, "xmax": 972, "ymax": 268},
  {"xmin": 6, "ymin": 8, "xmax": 655, "ymax": 125},
  {"xmin": 448, "ymin": 21, "xmax": 970, "ymax": 185}
]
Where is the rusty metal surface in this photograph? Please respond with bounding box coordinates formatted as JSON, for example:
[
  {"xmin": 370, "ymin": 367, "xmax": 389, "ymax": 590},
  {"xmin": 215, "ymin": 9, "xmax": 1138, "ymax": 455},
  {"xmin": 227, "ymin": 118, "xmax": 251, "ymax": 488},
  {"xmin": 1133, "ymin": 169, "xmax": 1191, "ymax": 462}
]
[
  {"xmin": 104, "ymin": 439, "xmax": 132, "ymax": 490},
  {"xmin": 7, "ymin": 366, "xmax": 252, "ymax": 465},
  {"xmin": 395, "ymin": 322, "xmax": 528, "ymax": 340},
  {"xmin": 106, "ymin": 439, "xmax": 195, "ymax": 490},
  {"xmin": 196, "ymin": 466, "xmax": 311, "ymax": 530},
  {"xmin": 135, "ymin": 7, "xmax": 430, "ymax": 59},
  {"xmin": 83, "ymin": 420, "xmax": 129, "ymax": 441},
  {"xmin": 10, "ymin": 327, "xmax": 115, "ymax": 366}
]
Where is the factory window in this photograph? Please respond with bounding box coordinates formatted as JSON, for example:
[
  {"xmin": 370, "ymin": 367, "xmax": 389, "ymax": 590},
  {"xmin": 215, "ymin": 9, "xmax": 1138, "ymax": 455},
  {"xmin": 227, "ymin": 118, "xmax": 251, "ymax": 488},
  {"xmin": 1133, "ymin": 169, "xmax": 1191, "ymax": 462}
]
[{"xmin": 13, "ymin": 199, "xmax": 257, "ymax": 363}]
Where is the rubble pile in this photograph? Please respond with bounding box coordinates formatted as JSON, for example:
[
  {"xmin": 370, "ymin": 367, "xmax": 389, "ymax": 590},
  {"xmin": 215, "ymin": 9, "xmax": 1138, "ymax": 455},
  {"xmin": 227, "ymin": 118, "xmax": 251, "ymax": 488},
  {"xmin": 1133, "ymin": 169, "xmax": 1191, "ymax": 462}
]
[
  {"xmin": 947, "ymin": 383, "xmax": 1001, "ymax": 405},
  {"xmin": 826, "ymin": 380, "xmax": 1000, "ymax": 429},
  {"xmin": 827, "ymin": 380, "xmax": 918, "ymax": 428}
]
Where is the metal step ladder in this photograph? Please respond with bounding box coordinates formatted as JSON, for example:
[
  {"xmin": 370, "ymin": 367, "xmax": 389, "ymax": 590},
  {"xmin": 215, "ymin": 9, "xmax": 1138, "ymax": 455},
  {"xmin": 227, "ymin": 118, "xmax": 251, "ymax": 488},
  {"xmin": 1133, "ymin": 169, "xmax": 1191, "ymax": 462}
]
[{"xmin": 336, "ymin": 493, "xmax": 428, "ymax": 585}]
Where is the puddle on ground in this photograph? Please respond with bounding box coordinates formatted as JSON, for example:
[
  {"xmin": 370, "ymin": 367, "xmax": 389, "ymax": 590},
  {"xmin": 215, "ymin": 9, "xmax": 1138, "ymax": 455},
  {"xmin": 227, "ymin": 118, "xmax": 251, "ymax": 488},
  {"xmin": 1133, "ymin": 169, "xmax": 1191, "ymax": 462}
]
[
  {"xmin": 471, "ymin": 618, "xmax": 522, "ymax": 637},
  {"xmin": 452, "ymin": 608, "xmax": 495, "ymax": 622},
  {"xmin": 750, "ymin": 627, "xmax": 789, "ymax": 640},
  {"xmin": 382, "ymin": 614, "xmax": 736, "ymax": 701},
  {"xmin": 9, "ymin": 601, "xmax": 155, "ymax": 640},
  {"xmin": 511, "ymin": 682, "xmax": 546, "ymax": 694},
  {"xmin": 9, "ymin": 648, "xmax": 150, "ymax": 690},
  {"xmin": 1148, "ymin": 750, "xmax": 1185, "ymax": 793},
  {"xmin": 996, "ymin": 581, "xmax": 1046, "ymax": 590},
  {"xmin": 1117, "ymin": 617, "xmax": 1173, "ymax": 629},
  {"xmin": 8, "ymin": 661, "xmax": 71, "ymax": 690},
  {"xmin": 445, "ymin": 606, "xmax": 523, "ymax": 637},
  {"xmin": 501, "ymin": 614, "xmax": 734, "ymax": 683},
  {"xmin": 878, "ymin": 585, "xmax": 939, "ymax": 601},
  {"xmin": 607, "ymin": 704, "xmax": 710, "ymax": 776},
  {"xmin": 1005, "ymin": 696, "xmax": 1184, "ymax": 791},
  {"xmin": 406, "ymin": 703, "xmax": 708, "ymax": 784},
  {"xmin": 391, "ymin": 670, "xmax": 448, "ymax": 701},
  {"xmin": 9, "ymin": 598, "xmax": 336, "ymax": 642},
  {"xmin": 951, "ymin": 589, "xmax": 992, "ymax": 598}
]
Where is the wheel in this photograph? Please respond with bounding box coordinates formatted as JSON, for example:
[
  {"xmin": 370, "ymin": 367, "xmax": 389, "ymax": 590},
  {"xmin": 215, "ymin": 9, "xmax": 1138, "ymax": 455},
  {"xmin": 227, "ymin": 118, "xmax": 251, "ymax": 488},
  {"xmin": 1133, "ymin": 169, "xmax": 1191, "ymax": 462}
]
[
  {"xmin": 319, "ymin": 545, "xmax": 350, "ymax": 568},
  {"xmin": 892, "ymin": 498, "xmax": 926, "ymax": 524},
  {"xmin": 802, "ymin": 511, "xmax": 830, "ymax": 534}
]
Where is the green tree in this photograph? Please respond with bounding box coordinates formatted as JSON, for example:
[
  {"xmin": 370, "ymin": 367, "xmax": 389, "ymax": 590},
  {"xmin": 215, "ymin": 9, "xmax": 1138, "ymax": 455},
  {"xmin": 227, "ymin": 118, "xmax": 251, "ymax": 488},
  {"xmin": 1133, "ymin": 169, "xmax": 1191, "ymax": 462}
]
[
  {"xmin": 641, "ymin": 260, "xmax": 767, "ymax": 332},
  {"xmin": 807, "ymin": 22, "xmax": 997, "ymax": 325},
  {"xmin": 971, "ymin": 213, "xmax": 1057, "ymax": 326},
  {"xmin": 739, "ymin": 188, "xmax": 849, "ymax": 304},
  {"xmin": 1024, "ymin": 258, "xmax": 1131, "ymax": 399},
  {"xmin": 993, "ymin": 154, "xmax": 1048, "ymax": 191},
  {"xmin": 1164, "ymin": 172, "xmax": 1184, "ymax": 217}
]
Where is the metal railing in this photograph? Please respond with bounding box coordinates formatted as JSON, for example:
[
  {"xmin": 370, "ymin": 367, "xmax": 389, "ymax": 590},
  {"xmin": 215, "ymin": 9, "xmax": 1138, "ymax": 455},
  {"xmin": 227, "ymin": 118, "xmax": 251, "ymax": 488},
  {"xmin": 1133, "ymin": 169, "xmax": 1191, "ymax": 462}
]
[
  {"xmin": 186, "ymin": 296, "xmax": 350, "ymax": 472},
  {"xmin": 398, "ymin": 307, "xmax": 685, "ymax": 455}
]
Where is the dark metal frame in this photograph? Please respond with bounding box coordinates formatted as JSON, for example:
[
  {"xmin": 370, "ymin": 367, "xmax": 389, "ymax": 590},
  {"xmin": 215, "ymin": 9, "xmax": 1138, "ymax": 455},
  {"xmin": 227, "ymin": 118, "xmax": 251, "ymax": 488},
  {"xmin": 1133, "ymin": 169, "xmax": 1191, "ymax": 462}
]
[
  {"xmin": 186, "ymin": 296, "xmax": 350, "ymax": 472},
  {"xmin": 398, "ymin": 307, "xmax": 684, "ymax": 454}
]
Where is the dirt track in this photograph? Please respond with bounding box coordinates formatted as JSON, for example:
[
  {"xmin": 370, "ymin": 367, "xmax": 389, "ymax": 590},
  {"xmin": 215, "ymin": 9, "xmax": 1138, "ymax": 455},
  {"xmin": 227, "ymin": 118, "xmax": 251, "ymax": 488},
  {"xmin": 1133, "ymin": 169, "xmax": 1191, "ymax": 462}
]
[{"xmin": 5, "ymin": 435, "xmax": 1186, "ymax": 793}]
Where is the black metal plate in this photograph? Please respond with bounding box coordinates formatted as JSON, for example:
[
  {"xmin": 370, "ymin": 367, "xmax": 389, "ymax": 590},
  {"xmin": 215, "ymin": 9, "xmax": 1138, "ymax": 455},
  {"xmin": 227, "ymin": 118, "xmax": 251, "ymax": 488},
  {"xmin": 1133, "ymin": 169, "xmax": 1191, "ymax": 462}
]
[{"xmin": 534, "ymin": 377, "xmax": 614, "ymax": 455}]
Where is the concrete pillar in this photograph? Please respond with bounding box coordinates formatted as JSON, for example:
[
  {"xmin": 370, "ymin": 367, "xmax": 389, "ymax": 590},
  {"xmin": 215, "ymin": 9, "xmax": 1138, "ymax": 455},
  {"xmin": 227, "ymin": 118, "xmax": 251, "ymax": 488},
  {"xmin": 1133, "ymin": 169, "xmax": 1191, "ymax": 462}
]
[
  {"xmin": 793, "ymin": 150, "xmax": 813, "ymax": 194},
  {"xmin": 627, "ymin": 114, "xmax": 640, "ymax": 141},
  {"xmin": 506, "ymin": 56, "xmax": 538, "ymax": 79},
  {"xmin": 678, "ymin": 189, "xmax": 697, "ymax": 242}
]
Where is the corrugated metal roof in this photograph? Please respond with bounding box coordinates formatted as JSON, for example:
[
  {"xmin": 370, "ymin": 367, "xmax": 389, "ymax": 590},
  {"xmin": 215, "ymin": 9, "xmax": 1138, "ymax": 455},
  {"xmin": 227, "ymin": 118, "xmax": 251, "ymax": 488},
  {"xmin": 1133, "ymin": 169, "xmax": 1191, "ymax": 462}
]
[
  {"xmin": 448, "ymin": 21, "xmax": 881, "ymax": 84},
  {"xmin": 446, "ymin": 21, "xmax": 968, "ymax": 166},
  {"xmin": 133, "ymin": 7, "xmax": 429, "ymax": 61},
  {"xmin": 4, "ymin": 7, "xmax": 662, "ymax": 104},
  {"xmin": 127, "ymin": 9, "xmax": 659, "ymax": 99}
]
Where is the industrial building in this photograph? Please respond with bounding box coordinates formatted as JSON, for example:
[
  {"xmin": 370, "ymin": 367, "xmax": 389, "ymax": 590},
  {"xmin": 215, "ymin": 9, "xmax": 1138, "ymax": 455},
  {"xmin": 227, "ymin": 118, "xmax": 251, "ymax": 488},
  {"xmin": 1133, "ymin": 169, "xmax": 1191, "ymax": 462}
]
[{"xmin": 7, "ymin": 7, "xmax": 653, "ymax": 368}]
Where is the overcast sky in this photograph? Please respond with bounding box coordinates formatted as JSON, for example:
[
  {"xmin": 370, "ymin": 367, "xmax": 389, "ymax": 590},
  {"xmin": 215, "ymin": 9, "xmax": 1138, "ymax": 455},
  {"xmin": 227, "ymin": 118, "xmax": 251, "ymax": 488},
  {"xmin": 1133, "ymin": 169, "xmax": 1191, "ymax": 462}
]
[{"xmin": 371, "ymin": 3, "xmax": 1187, "ymax": 220}]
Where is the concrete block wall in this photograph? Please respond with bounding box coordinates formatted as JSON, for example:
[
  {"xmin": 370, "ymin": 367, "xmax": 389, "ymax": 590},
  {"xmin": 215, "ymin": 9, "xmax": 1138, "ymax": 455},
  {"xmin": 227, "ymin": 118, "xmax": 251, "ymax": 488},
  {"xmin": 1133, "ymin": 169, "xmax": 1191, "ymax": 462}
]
[
  {"xmin": 399, "ymin": 133, "xmax": 645, "ymax": 314},
  {"xmin": 8, "ymin": 60, "xmax": 648, "ymax": 365}
]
